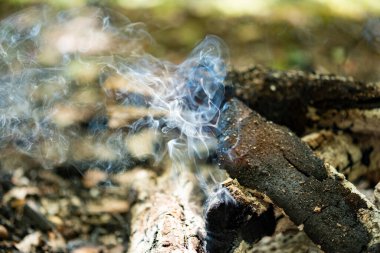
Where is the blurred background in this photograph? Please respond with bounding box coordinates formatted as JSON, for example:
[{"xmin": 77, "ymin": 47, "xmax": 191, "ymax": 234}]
[{"xmin": 2, "ymin": 0, "xmax": 380, "ymax": 81}]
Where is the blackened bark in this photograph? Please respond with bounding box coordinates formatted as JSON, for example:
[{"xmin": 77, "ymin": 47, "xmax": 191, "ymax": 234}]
[
  {"xmin": 226, "ymin": 66, "xmax": 380, "ymax": 134},
  {"xmin": 204, "ymin": 179, "xmax": 275, "ymax": 253},
  {"xmin": 217, "ymin": 99, "xmax": 380, "ymax": 253}
]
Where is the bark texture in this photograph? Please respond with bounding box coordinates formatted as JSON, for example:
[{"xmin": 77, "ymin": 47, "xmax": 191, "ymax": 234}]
[
  {"xmin": 127, "ymin": 167, "xmax": 205, "ymax": 253},
  {"xmin": 302, "ymin": 130, "xmax": 363, "ymax": 178},
  {"xmin": 315, "ymin": 108, "xmax": 380, "ymax": 135},
  {"xmin": 226, "ymin": 65, "xmax": 380, "ymax": 134},
  {"xmin": 217, "ymin": 98, "xmax": 380, "ymax": 253},
  {"xmin": 302, "ymin": 129, "xmax": 380, "ymax": 182}
]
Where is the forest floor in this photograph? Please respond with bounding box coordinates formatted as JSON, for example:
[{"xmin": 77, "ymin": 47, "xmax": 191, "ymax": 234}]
[{"xmin": 1, "ymin": 1, "xmax": 380, "ymax": 253}]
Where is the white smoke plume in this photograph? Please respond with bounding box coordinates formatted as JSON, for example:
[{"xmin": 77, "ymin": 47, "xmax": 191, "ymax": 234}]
[{"xmin": 0, "ymin": 6, "xmax": 228, "ymax": 175}]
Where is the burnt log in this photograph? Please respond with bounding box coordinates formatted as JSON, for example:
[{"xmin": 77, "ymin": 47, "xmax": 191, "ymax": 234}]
[
  {"xmin": 226, "ymin": 65, "xmax": 380, "ymax": 134},
  {"xmin": 217, "ymin": 98, "xmax": 380, "ymax": 253},
  {"xmin": 204, "ymin": 178, "xmax": 275, "ymax": 253}
]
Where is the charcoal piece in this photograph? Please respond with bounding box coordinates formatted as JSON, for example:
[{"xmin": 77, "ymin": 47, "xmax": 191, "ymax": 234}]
[
  {"xmin": 205, "ymin": 179, "xmax": 274, "ymax": 253},
  {"xmin": 217, "ymin": 98, "xmax": 380, "ymax": 253}
]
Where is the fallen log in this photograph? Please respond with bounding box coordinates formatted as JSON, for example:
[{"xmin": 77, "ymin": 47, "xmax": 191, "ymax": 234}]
[
  {"xmin": 127, "ymin": 166, "xmax": 205, "ymax": 253},
  {"xmin": 204, "ymin": 178, "xmax": 275, "ymax": 253},
  {"xmin": 217, "ymin": 98, "xmax": 380, "ymax": 253},
  {"xmin": 241, "ymin": 130, "xmax": 375, "ymax": 252},
  {"xmin": 226, "ymin": 65, "xmax": 380, "ymax": 134}
]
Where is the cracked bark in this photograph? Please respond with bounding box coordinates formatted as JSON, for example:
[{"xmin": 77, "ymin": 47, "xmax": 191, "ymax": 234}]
[
  {"xmin": 314, "ymin": 108, "xmax": 380, "ymax": 136},
  {"xmin": 226, "ymin": 65, "xmax": 380, "ymax": 134},
  {"xmin": 302, "ymin": 130, "xmax": 363, "ymax": 179},
  {"xmin": 244, "ymin": 231, "xmax": 323, "ymax": 253},
  {"xmin": 127, "ymin": 166, "xmax": 205, "ymax": 253},
  {"xmin": 217, "ymin": 98, "xmax": 380, "ymax": 253},
  {"xmin": 302, "ymin": 130, "xmax": 380, "ymax": 183}
]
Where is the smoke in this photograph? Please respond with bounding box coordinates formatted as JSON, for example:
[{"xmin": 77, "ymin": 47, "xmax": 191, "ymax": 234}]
[
  {"xmin": 113, "ymin": 34, "xmax": 228, "ymax": 168},
  {"xmin": 0, "ymin": 6, "xmax": 228, "ymax": 174}
]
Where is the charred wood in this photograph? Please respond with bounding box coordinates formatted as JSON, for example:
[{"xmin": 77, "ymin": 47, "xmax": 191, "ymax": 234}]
[
  {"xmin": 226, "ymin": 65, "xmax": 380, "ymax": 134},
  {"xmin": 314, "ymin": 108, "xmax": 380, "ymax": 136},
  {"xmin": 204, "ymin": 178, "xmax": 275, "ymax": 253},
  {"xmin": 217, "ymin": 98, "xmax": 380, "ymax": 253}
]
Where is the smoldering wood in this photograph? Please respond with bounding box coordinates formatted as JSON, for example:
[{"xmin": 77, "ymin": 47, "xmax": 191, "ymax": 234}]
[
  {"xmin": 217, "ymin": 98, "xmax": 380, "ymax": 253},
  {"xmin": 204, "ymin": 178, "xmax": 275, "ymax": 253},
  {"xmin": 238, "ymin": 130, "xmax": 369, "ymax": 253},
  {"xmin": 226, "ymin": 65, "xmax": 380, "ymax": 134},
  {"xmin": 6, "ymin": 62, "xmax": 380, "ymax": 252}
]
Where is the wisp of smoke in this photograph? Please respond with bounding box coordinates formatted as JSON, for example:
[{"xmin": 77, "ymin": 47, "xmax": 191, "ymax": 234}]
[{"xmin": 0, "ymin": 6, "xmax": 228, "ymax": 173}]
